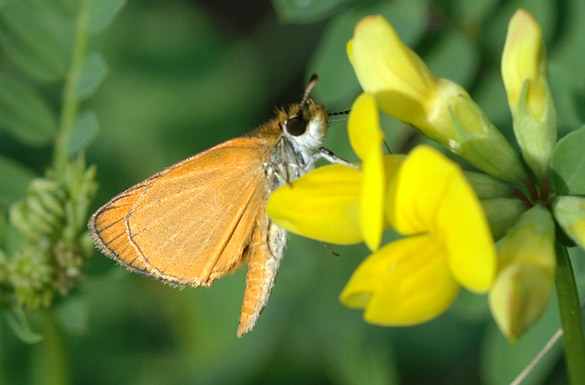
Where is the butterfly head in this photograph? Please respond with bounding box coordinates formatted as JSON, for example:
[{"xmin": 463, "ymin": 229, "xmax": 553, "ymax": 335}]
[
  {"xmin": 281, "ymin": 74, "xmax": 328, "ymax": 151},
  {"xmin": 280, "ymin": 98, "xmax": 328, "ymax": 152}
]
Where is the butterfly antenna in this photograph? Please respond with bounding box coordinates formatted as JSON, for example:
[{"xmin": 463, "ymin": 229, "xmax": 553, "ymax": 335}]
[
  {"xmin": 301, "ymin": 74, "xmax": 319, "ymax": 105},
  {"xmin": 327, "ymin": 109, "xmax": 351, "ymax": 116},
  {"xmin": 327, "ymin": 109, "xmax": 351, "ymax": 124}
]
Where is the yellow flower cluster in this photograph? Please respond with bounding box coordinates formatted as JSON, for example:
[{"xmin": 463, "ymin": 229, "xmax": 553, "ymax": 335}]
[{"xmin": 268, "ymin": 9, "xmax": 563, "ymax": 340}]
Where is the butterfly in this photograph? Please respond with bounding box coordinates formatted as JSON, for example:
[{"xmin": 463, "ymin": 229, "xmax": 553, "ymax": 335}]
[{"xmin": 88, "ymin": 75, "xmax": 347, "ymax": 337}]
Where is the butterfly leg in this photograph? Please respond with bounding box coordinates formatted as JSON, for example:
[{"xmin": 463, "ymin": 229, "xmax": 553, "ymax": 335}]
[{"xmin": 304, "ymin": 147, "xmax": 359, "ymax": 170}]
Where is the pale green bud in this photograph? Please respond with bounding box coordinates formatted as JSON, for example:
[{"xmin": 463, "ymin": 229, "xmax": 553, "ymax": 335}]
[
  {"xmin": 489, "ymin": 263, "xmax": 553, "ymax": 341},
  {"xmin": 502, "ymin": 9, "xmax": 556, "ymax": 180},
  {"xmin": 553, "ymin": 196, "xmax": 585, "ymax": 249},
  {"xmin": 481, "ymin": 198, "xmax": 526, "ymax": 241},
  {"xmin": 464, "ymin": 171, "xmax": 515, "ymax": 199},
  {"xmin": 489, "ymin": 205, "xmax": 556, "ymax": 340}
]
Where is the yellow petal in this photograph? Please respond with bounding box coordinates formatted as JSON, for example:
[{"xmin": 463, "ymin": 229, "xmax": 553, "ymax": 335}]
[
  {"xmin": 340, "ymin": 235, "xmax": 459, "ymax": 325},
  {"xmin": 438, "ymin": 168, "xmax": 497, "ymax": 292},
  {"xmin": 267, "ymin": 164, "xmax": 363, "ymax": 244},
  {"xmin": 381, "ymin": 154, "xmax": 405, "ymax": 229},
  {"xmin": 386, "ymin": 145, "xmax": 451, "ymax": 233},
  {"xmin": 348, "ymin": 93, "xmax": 384, "ymax": 161},
  {"xmin": 359, "ymin": 155, "xmax": 406, "ymax": 249},
  {"xmin": 346, "ymin": 39, "xmax": 354, "ymax": 66},
  {"xmin": 387, "ymin": 146, "xmax": 496, "ymax": 292},
  {"xmin": 360, "ymin": 144, "xmax": 385, "ymax": 251},
  {"xmin": 348, "ymin": 93, "xmax": 386, "ymax": 251},
  {"xmin": 351, "ymin": 15, "xmax": 436, "ymax": 122}
]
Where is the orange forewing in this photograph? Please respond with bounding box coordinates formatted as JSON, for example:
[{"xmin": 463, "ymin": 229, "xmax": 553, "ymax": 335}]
[{"xmin": 89, "ymin": 136, "xmax": 275, "ymax": 287}]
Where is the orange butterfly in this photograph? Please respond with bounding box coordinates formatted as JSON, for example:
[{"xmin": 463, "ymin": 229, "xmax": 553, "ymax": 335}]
[{"xmin": 89, "ymin": 76, "xmax": 346, "ymax": 337}]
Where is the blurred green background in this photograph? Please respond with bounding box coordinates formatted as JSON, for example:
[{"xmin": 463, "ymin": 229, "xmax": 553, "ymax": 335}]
[{"xmin": 1, "ymin": 0, "xmax": 585, "ymax": 384}]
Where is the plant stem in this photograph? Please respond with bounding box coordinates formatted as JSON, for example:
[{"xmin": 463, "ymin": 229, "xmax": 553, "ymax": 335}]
[
  {"xmin": 53, "ymin": 0, "xmax": 91, "ymax": 177},
  {"xmin": 555, "ymin": 242, "xmax": 585, "ymax": 384}
]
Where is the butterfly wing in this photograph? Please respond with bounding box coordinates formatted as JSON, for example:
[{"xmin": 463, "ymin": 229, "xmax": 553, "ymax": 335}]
[{"xmin": 89, "ymin": 137, "xmax": 274, "ymax": 287}]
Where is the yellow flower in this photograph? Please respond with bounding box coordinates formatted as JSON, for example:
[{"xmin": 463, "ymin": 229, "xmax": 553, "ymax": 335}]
[
  {"xmin": 341, "ymin": 146, "xmax": 496, "ymax": 325},
  {"xmin": 502, "ymin": 9, "xmax": 556, "ymax": 180},
  {"xmin": 489, "ymin": 205, "xmax": 556, "ymax": 341},
  {"xmin": 348, "ymin": 15, "xmax": 527, "ymax": 184}
]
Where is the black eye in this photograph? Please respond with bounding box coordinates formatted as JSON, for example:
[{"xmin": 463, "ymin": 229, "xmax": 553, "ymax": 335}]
[{"xmin": 284, "ymin": 115, "xmax": 307, "ymax": 136}]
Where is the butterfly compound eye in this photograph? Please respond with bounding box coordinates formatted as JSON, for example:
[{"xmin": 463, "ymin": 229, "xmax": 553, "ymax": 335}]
[{"xmin": 284, "ymin": 115, "xmax": 307, "ymax": 136}]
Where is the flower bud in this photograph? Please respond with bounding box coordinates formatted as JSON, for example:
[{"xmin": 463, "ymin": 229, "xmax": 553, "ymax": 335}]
[
  {"xmin": 481, "ymin": 198, "xmax": 526, "ymax": 241},
  {"xmin": 553, "ymin": 196, "xmax": 585, "ymax": 249},
  {"xmin": 489, "ymin": 205, "xmax": 555, "ymax": 340},
  {"xmin": 489, "ymin": 263, "xmax": 552, "ymax": 341},
  {"xmin": 502, "ymin": 9, "xmax": 556, "ymax": 180},
  {"xmin": 464, "ymin": 171, "xmax": 515, "ymax": 199}
]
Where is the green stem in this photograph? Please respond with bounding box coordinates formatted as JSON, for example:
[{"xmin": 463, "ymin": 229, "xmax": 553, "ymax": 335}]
[
  {"xmin": 53, "ymin": 0, "xmax": 91, "ymax": 177},
  {"xmin": 555, "ymin": 242, "xmax": 585, "ymax": 384},
  {"xmin": 30, "ymin": 312, "xmax": 70, "ymax": 385}
]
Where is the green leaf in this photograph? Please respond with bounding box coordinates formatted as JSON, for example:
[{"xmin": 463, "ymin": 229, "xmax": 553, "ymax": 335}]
[
  {"xmin": 0, "ymin": 0, "xmax": 71, "ymax": 82},
  {"xmin": 0, "ymin": 71, "xmax": 57, "ymax": 145},
  {"xmin": 77, "ymin": 52, "xmax": 109, "ymax": 100},
  {"xmin": 272, "ymin": 0, "xmax": 347, "ymax": 23},
  {"xmin": 3, "ymin": 307, "xmax": 44, "ymax": 344},
  {"xmin": 551, "ymin": 126, "xmax": 585, "ymax": 195},
  {"xmin": 67, "ymin": 110, "xmax": 99, "ymax": 156},
  {"xmin": 88, "ymin": 0, "xmax": 126, "ymax": 34},
  {"xmin": 0, "ymin": 155, "xmax": 36, "ymax": 205}
]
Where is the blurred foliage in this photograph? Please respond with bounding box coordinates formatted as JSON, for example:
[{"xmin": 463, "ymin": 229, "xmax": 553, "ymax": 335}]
[{"xmin": 0, "ymin": 0, "xmax": 583, "ymax": 384}]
